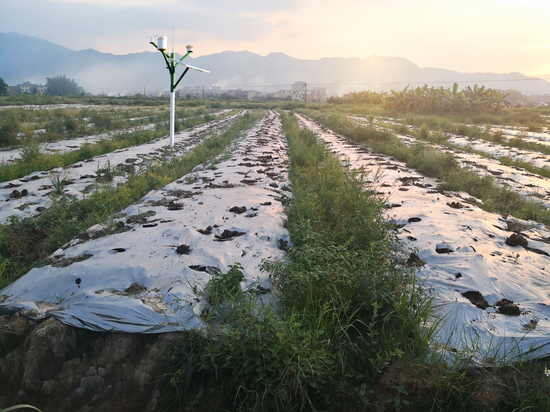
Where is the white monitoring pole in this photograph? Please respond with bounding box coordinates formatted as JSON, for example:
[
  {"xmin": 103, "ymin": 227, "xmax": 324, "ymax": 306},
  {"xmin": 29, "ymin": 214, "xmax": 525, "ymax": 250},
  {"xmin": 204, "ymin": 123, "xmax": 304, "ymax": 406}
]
[
  {"xmin": 170, "ymin": 91, "xmax": 176, "ymax": 147},
  {"xmin": 149, "ymin": 36, "xmax": 210, "ymax": 147}
]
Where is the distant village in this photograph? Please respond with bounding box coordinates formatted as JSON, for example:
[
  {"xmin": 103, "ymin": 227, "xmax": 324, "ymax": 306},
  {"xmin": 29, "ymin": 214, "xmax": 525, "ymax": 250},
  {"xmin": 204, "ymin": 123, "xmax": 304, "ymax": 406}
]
[
  {"xmin": 5, "ymin": 80, "xmax": 328, "ymax": 102},
  {"xmin": 7, "ymin": 80, "xmax": 550, "ymax": 107}
]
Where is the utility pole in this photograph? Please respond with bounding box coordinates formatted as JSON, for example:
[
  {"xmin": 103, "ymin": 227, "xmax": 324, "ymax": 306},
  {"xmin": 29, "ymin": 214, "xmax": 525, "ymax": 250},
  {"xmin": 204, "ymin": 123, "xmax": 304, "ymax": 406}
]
[
  {"xmin": 144, "ymin": 87, "xmax": 146, "ymax": 96},
  {"xmin": 202, "ymin": 85, "xmax": 205, "ymax": 104},
  {"xmin": 102, "ymin": 88, "xmax": 104, "ymax": 97},
  {"xmin": 304, "ymin": 82, "xmax": 307, "ymax": 106}
]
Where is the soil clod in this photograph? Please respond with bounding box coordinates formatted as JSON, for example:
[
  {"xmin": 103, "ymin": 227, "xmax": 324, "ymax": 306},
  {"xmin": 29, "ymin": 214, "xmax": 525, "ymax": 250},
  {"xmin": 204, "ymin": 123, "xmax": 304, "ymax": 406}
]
[
  {"xmin": 176, "ymin": 244, "xmax": 191, "ymax": 254},
  {"xmin": 505, "ymin": 233, "xmax": 528, "ymax": 247},
  {"xmin": 229, "ymin": 206, "xmax": 247, "ymax": 214},
  {"xmin": 495, "ymin": 299, "xmax": 521, "ymax": 315}
]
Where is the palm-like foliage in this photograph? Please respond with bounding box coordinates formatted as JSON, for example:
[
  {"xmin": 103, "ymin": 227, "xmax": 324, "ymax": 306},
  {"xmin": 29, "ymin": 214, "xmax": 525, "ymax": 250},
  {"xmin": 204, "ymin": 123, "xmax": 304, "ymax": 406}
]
[
  {"xmin": 329, "ymin": 83, "xmax": 510, "ymax": 115},
  {"xmin": 327, "ymin": 90, "xmax": 386, "ymax": 105}
]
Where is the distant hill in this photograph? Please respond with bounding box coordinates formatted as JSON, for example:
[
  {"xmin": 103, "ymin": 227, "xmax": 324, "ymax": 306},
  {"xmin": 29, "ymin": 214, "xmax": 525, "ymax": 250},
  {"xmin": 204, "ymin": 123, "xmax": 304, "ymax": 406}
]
[{"xmin": 1, "ymin": 31, "xmax": 550, "ymax": 96}]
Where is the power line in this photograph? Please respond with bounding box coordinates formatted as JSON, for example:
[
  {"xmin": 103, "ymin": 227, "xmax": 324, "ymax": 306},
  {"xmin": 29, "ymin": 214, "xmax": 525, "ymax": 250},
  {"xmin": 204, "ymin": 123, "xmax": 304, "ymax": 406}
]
[
  {"xmin": 217, "ymin": 77, "xmax": 550, "ymax": 89},
  {"xmin": 85, "ymin": 77, "xmax": 550, "ymax": 93}
]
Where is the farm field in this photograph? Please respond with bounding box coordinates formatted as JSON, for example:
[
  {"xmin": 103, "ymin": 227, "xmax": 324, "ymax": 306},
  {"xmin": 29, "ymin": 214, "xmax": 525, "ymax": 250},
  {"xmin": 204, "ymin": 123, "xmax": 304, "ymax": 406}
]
[
  {"xmin": 349, "ymin": 115, "xmax": 550, "ymax": 206},
  {"xmin": 0, "ymin": 110, "xmax": 244, "ymax": 221},
  {"xmin": 1, "ymin": 103, "xmax": 550, "ymax": 411},
  {"xmin": 0, "ymin": 109, "xmax": 288, "ymax": 332},
  {"xmin": 296, "ymin": 112, "xmax": 550, "ymax": 363}
]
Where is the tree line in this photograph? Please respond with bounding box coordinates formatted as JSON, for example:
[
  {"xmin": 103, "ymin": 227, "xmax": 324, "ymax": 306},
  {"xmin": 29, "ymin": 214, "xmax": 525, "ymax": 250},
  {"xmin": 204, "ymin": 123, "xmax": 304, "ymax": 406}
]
[
  {"xmin": 327, "ymin": 83, "xmax": 512, "ymax": 114},
  {"xmin": 0, "ymin": 75, "xmax": 85, "ymax": 96}
]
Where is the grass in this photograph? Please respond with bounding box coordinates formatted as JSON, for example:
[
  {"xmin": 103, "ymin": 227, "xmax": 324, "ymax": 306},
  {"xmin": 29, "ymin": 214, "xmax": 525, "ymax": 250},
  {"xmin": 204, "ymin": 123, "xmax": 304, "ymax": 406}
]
[
  {"xmin": 162, "ymin": 111, "xmax": 433, "ymax": 411},
  {"xmin": 0, "ymin": 109, "xmax": 238, "ymax": 184},
  {"xmin": 0, "ymin": 110, "xmax": 264, "ymax": 289},
  {"xmin": 362, "ymin": 116, "xmax": 550, "ymax": 192},
  {"xmin": 0, "ymin": 104, "xmax": 229, "ymax": 148},
  {"xmin": 330, "ymin": 103, "xmax": 547, "ymax": 129},
  {"xmin": 372, "ymin": 115, "xmax": 550, "ymax": 166}
]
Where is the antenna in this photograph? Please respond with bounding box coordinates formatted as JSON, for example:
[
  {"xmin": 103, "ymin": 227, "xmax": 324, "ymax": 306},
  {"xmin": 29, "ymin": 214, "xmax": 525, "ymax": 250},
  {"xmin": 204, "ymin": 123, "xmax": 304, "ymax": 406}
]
[{"xmin": 172, "ymin": 28, "xmax": 174, "ymax": 55}]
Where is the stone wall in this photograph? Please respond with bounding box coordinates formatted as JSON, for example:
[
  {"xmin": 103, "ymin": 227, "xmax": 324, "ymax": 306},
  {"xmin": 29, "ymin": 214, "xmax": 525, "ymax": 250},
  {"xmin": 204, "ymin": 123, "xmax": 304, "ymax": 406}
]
[{"xmin": 0, "ymin": 314, "xmax": 181, "ymax": 412}]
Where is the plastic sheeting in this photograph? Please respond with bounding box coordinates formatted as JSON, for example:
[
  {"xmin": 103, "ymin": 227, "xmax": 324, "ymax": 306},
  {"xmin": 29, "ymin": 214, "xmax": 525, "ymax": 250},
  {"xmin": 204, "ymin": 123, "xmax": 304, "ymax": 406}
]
[
  {"xmin": 0, "ymin": 110, "xmax": 289, "ymax": 334},
  {"xmin": 298, "ymin": 113, "xmax": 550, "ymax": 364}
]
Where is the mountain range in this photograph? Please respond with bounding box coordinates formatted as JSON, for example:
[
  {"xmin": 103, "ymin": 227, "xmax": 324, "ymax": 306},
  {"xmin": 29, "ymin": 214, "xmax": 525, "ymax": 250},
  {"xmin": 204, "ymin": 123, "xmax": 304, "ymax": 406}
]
[{"xmin": 1, "ymin": 31, "xmax": 550, "ymax": 96}]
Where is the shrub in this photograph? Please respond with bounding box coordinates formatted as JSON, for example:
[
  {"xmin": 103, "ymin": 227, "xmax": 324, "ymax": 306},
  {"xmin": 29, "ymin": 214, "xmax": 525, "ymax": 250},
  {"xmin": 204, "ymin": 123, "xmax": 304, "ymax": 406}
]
[
  {"xmin": 0, "ymin": 117, "xmax": 20, "ymax": 147},
  {"xmin": 419, "ymin": 123, "xmax": 430, "ymax": 139},
  {"xmin": 90, "ymin": 112, "xmax": 113, "ymax": 131},
  {"xmin": 44, "ymin": 117, "xmax": 65, "ymax": 141},
  {"xmin": 19, "ymin": 140, "xmax": 43, "ymax": 163}
]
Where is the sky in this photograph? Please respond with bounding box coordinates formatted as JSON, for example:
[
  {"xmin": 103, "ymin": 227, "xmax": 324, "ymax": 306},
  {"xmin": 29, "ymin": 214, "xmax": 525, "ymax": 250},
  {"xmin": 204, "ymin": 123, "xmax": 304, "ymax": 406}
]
[{"xmin": 1, "ymin": 0, "xmax": 550, "ymax": 77}]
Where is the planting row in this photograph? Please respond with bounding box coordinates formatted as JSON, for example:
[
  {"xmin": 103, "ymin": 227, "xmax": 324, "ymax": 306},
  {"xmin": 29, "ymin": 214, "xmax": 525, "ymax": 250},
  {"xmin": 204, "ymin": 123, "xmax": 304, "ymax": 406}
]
[
  {"xmin": 350, "ymin": 115, "xmax": 550, "ymax": 208},
  {"xmin": 0, "ymin": 110, "xmax": 291, "ymax": 333},
  {"xmin": 0, "ymin": 111, "xmax": 246, "ymax": 222},
  {"xmin": 297, "ymin": 113, "xmax": 550, "ymax": 364}
]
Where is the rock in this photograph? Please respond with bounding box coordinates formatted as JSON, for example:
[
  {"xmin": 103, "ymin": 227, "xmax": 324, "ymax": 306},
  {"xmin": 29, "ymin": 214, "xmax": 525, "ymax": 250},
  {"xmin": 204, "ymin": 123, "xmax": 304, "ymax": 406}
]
[
  {"xmin": 124, "ymin": 282, "xmax": 147, "ymax": 295},
  {"xmin": 10, "ymin": 190, "xmax": 21, "ymax": 199},
  {"xmin": 406, "ymin": 252, "xmax": 424, "ymax": 266},
  {"xmin": 497, "ymin": 304, "xmax": 521, "ymax": 315},
  {"xmin": 48, "ymin": 253, "xmax": 93, "ymax": 268},
  {"xmin": 495, "ymin": 299, "xmax": 521, "ymax": 315},
  {"xmin": 215, "ymin": 229, "xmax": 246, "ymax": 240},
  {"xmin": 525, "ymin": 246, "xmax": 550, "ymax": 257},
  {"xmin": 229, "ymin": 206, "xmax": 247, "ymax": 214},
  {"xmin": 278, "ymin": 239, "xmax": 290, "ymax": 252},
  {"xmin": 197, "ymin": 226, "xmax": 213, "ymax": 235},
  {"xmin": 176, "ymin": 244, "xmax": 191, "ymax": 254},
  {"xmin": 192, "ymin": 165, "xmax": 204, "ymax": 172},
  {"xmin": 505, "ymin": 233, "xmax": 528, "ymax": 247},
  {"xmin": 447, "ymin": 201, "xmax": 463, "ymax": 209},
  {"xmin": 41, "ymin": 379, "xmax": 59, "ymax": 395},
  {"xmin": 462, "ymin": 291, "xmax": 489, "ymax": 309},
  {"xmin": 188, "ymin": 265, "xmax": 221, "ymax": 275},
  {"xmin": 436, "ymin": 243, "xmax": 454, "ymax": 254},
  {"xmin": 408, "ymin": 217, "xmax": 422, "ymax": 223}
]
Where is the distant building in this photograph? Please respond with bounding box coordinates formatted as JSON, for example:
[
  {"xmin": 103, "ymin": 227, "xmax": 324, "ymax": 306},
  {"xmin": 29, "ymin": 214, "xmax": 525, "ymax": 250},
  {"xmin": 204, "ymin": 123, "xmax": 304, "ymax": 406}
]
[
  {"xmin": 311, "ymin": 87, "xmax": 327, "ymax": 102},
  {"xmin": 291, "ymin": 81, "xmax": 306, "ymax": 91},
  {"xmin": 8, "ymin": 81, "xmax": 47, "ymax": 95},
  {"xmin": 211, "ymin": 86, "xmax": 221, "ymax": 97}
]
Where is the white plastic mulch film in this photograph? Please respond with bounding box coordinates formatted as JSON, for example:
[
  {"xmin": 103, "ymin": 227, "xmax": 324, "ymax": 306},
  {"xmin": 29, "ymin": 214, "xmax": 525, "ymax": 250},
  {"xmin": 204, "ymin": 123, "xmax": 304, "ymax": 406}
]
[
  {"xmin": 296, "ymin": 113, "xmax": 550, "ymax": 365},
  {"xmin": 0, "ymin": 110, "xmax": 290, "ymax": 334}
]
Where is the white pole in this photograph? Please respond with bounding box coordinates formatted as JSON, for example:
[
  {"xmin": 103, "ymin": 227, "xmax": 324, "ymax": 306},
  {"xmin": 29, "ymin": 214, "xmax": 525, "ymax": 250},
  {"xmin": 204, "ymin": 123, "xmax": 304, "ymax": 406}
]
[{"xmin": 170, "ymin": 91, "xmax": 175, "ymax": 147}]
